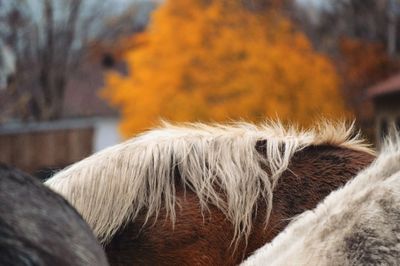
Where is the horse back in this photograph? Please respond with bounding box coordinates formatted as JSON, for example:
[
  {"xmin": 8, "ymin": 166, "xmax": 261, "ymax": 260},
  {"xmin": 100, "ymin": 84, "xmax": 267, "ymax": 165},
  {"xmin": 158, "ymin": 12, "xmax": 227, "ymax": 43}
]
[{"xmin": 105, "ymin": 145, "xmax": 374, "ymax": 265}]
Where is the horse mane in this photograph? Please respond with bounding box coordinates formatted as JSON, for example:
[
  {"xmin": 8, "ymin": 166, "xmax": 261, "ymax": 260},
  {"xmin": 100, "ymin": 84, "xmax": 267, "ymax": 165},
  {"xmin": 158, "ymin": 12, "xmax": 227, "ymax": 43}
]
[
  {"xmin": 45, "ymin": 120, "xmax": 373, "ymax": 245},
  {"xmin": 241, "ymin": 137, "xmax": 400, "ymax": 265}
]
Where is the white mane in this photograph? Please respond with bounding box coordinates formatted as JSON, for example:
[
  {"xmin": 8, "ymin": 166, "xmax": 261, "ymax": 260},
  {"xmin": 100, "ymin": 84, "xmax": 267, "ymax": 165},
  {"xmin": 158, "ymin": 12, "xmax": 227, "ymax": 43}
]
[
  {"xmin": 241, "ymin": 138, "xmax": 400, "ymax": 266},
  {"xmin": 45, "ymin": 120, "xmax": 373, "ymax": 245}
]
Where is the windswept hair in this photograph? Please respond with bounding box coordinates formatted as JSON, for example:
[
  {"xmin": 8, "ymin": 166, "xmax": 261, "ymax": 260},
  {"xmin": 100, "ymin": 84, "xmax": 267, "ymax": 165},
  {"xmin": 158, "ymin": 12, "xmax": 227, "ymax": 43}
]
[{"xmin": 45, "ymin": 120, "xmax": 373, "ymax": 245}]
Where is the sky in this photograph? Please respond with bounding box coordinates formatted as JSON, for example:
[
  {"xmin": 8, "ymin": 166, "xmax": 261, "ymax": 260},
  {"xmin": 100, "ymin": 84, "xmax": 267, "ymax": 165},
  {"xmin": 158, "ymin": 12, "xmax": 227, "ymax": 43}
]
[{"xmin": 296, "ymin": 0, "xmax": 331, "ymax": 9}]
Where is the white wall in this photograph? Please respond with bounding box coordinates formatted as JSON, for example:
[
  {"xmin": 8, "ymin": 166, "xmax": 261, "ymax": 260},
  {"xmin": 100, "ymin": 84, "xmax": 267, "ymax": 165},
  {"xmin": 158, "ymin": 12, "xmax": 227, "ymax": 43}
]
[{"xmin": 93, "ymin": 118, "xmax": 122, "ymax": 152}]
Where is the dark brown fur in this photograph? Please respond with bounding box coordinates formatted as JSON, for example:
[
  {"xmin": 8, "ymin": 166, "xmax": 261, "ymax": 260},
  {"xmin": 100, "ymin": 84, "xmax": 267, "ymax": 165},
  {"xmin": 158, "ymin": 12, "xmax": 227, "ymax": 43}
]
[{"xmin": 105, "ymin": 145, "xmax": 374, "ymax": 265}]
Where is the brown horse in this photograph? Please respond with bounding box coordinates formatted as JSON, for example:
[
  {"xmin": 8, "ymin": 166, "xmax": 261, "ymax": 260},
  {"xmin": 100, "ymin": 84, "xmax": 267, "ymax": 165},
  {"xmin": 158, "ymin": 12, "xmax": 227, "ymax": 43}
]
[
  {"xmin": 45, "ymin": 121, "xmax": 375, "ymax": 265},
  {"xmin": 241, "ymin": 138, "xmax": 400, "ymax": 265}
]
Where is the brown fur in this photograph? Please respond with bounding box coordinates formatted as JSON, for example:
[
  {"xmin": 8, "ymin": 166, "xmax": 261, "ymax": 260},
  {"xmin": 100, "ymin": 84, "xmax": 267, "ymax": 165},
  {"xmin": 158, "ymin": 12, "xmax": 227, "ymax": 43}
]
[{"xmin": 104, "ymin": 145, "xmax": 374, "ymax": 265}]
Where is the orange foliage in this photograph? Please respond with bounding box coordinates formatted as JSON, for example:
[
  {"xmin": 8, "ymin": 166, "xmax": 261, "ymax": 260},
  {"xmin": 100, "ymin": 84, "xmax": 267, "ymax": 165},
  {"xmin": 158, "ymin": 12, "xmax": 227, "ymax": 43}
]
[
  {"xmin": 338, "ymin": 38, "xmax": 399, "ymax": 123},
  {"xmin": 103, "ymin": 0, "xmax": 347, "ymax": 136},
  {"xmin": 339, "ymin": 38, "xmax": 397, "ymax": 90}
]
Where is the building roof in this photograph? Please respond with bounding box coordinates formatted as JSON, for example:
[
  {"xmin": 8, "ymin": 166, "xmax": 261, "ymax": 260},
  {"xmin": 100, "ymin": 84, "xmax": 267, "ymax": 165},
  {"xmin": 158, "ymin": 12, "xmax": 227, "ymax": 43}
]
[
  {"xmin": 0, "ymin": 54, "xmax": 125, "ymax": 122},
  {"xmin": 367, "ymin": 73, "xmax": 400, "ymax": 98},
  {"xmin": 0, "ymin": 117, "xmax": 118, "ymax": 135},
  {"xmin": 61, "ymin": 58, "xmax": 124, "ymax": 118}
]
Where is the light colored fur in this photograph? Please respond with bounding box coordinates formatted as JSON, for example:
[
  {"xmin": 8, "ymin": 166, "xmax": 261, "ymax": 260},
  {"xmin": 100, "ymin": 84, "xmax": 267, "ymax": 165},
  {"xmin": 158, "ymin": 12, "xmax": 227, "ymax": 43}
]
[
  {"xmin": 241, "ymin": 138, "xmax": 400, "ymax": 266},
  {"xmin": 45, "ymin": 120, "xmax": 373, "ymax": 245}
]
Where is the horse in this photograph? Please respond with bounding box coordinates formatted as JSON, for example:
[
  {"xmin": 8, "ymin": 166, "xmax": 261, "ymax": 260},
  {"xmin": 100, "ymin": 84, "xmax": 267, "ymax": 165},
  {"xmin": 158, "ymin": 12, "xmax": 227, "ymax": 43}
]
[
  {"xmin": 45, "ymin": 120, "xmax": 375, "ymax": 265},
  {"xmin": 0, "ymin": 163, "xmax": 109, "ymax": 266},
  {"xmin": 241, "ymin": 138, "xmax": 400, "ymax": 266},
  {"xmin": 0, "ymin": 40, "xmax": 16, "ymax": 90}
]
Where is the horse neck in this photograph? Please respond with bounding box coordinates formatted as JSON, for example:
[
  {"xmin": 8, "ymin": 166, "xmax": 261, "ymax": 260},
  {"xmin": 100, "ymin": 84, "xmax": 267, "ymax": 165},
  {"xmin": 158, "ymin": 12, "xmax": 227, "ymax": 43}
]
[{"xmin": 104, "ymin": 143, "xmax": 375, "ymax": 265}]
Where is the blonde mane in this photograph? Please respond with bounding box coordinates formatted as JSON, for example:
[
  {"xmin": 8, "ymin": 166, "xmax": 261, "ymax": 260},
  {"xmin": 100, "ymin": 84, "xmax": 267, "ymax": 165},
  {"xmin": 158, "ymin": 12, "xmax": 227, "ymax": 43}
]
[{"xmin": 45, "ymin": 120, "xmax": 373, "ymax": 245}]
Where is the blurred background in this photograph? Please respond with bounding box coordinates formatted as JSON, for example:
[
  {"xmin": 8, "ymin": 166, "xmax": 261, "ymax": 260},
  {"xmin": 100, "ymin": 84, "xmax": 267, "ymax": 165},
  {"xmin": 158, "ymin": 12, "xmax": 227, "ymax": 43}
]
[{"xmin": 0, "ymin": 0, "xmax": 399, "ymax": 178}]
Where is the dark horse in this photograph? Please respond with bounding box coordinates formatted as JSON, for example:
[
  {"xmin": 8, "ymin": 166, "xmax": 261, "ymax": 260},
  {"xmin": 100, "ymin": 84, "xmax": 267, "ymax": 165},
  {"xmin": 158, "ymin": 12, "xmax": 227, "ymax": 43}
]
[
  {"xmin": 46, "ymin": 121, "xmax": 375, "ymax": 265},
  {"xmin": 0, "ymin": 163, "xmax": 109, "ymax": 266}
]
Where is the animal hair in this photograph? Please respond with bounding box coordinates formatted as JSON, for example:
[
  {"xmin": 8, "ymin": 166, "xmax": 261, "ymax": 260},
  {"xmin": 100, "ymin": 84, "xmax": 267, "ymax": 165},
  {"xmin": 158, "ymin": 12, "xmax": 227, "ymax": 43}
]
[
  {"xmin": 0, "ymin": 163, "xmax": 108, "ymax": 266},
  {"xmin": 241, "ymin": 136, "xmax": 400, "ymax": 266},
  {"xmin": 45, "ymin": 120, "xmax": 373, "ymax": 246}
]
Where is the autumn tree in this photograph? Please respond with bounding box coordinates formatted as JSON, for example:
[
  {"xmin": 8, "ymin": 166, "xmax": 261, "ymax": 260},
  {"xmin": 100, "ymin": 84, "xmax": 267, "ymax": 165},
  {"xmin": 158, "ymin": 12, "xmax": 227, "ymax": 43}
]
[
  {"xmin": 337, "ymin": 38, "xmax": 399, "ymax": 137},
  {"xmin": 103, "ymin": 0, "xmax": 346, "ymax": 136},
  {"xmin": 294, "ymin": 0, "xmax": 400, "ymax": 139}
]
